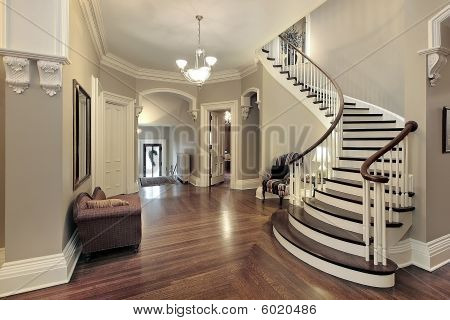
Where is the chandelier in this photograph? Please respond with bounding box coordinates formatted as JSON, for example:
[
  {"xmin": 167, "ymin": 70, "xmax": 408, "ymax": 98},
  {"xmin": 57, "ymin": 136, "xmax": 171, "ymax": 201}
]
[{"xmin": 176, "ymin": 15, "xmax": 217, "ymax": 86}]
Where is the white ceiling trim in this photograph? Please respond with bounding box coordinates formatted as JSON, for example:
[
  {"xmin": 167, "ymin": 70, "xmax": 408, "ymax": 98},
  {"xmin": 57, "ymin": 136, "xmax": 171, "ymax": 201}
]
[{"xmin": 78, "ymin": 0, "xmax": 257, "ymax": 85}]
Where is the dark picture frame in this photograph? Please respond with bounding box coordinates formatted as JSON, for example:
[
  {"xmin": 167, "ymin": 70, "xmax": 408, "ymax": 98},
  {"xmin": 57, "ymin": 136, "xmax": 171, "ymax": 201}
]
[
  {"xmin": 73, "ymin": 80, "xmax": 92, "ymax": 190},
  {"xmin": 443, "ymin": 107, "xmax": 450, "ymax": 153}
]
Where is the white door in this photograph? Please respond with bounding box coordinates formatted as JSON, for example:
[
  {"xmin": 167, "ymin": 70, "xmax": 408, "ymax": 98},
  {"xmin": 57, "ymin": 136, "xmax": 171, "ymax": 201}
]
[
  {"xmin": 210, "ymin": 112, "xmax": 225, "ymax": 185},
  {"xmin": 104, "ymin": 102, "xmax": 127, "ymax": 196}
]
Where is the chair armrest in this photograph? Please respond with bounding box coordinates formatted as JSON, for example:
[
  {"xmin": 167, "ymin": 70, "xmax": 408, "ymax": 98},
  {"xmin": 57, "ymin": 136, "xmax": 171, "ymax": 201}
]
[{"xmin": 75, "ymin": 204, "xmax": 141, "ymax": 223}]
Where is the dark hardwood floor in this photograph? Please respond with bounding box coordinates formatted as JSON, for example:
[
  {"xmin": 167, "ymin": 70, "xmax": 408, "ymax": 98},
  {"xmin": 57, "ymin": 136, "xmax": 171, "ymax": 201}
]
[{"xmin": 7, "ymin": 184, "xmax": 450, "ymax": 299}]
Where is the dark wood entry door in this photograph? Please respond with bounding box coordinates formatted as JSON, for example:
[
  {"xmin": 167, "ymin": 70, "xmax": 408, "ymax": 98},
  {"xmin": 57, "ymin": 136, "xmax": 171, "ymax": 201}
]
[{"xmin": 143, "ymin": 144, "xmax": 162, "ymax": 177}]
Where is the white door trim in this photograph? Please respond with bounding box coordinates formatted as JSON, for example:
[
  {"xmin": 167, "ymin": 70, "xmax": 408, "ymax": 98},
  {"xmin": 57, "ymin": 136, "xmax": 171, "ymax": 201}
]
[
  {"xmin": 200, "ymin": 100, "xmax": 239, "ymax": 189},
  {"xmin": 96, "ymin": 91, "xmax": 136, "ymax": 194}
]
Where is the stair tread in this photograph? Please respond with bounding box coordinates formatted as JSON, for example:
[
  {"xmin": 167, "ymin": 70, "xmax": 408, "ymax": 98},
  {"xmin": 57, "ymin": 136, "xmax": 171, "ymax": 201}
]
[
  {"xmin": 344, "ymin": 102, "xmax": 357, "ymax": 105},
  {"xmin": 303, "ymin": 198, "xmax": 403, "ymax": 227},
  {"xmin": 344, "ymin": 128, "xmax": 403, "ymax": 132},
  {"xmin": 288, "ymin": 206, "xmax": 368, "ymax": 245},
  {"xmin": 343, "ymin": 120, "xmax": 396, "ymax": 124},
  {"xmin": 339, "ymin": 156, "xmax": 402, "ymax": 163},
  {"xmin": 315, "ymin": 188, "xmax": 415, "ymax": 212},
  {"xmin": 342, "ymin": 146, "xmax": 402, "ymax": 151},
  {"xmin": 343, "ymin": 113, "xmax": 383, "ymax": 117},
  {"xmin": 272, "ymin": 211, "xmax": 398, "ymax": 275},
  {"xmin": 324, "ymin": 177, "xmax": 413, "ymax": 196},
  {"xmin": 267, "ymin": 57, "xmax": 276, "ymax": 61},
  {"xmin": 332, "ymin": 166, "xmax": 400, "ymax": 178},
  {"xmin": 344, "ymin": 107, "xmax": 370, "ymax": 111},
  {"xmin": 343, "ymin": 137, "xmax": 394, "ymax": 141},
  {"xmin": 261, "ymin": 48, "xmax": 270, "ymax": 53}
]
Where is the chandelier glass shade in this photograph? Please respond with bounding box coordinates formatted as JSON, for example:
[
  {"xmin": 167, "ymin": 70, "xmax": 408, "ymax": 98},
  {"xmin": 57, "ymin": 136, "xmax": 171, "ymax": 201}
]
[{"xmin": 176, "ymin": 16, "xmax": 217, "ymax": 86}]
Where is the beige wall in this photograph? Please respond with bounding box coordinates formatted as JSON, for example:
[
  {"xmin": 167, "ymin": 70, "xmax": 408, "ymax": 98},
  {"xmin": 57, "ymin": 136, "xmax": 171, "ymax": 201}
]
[
  {"xmin": 5, "ymin": 64, "xmax": 64, "ymax": 261},
  {"xmin": 99, "ymin": 65, "xmax": 136, "ymax": 99},
  {"xmin": 61, "ymin": 0, "xmax": 100, "ymax": 248},
  {"xmin": 0, "ymin": 59, "xmax": 5, "ymax": 248},
  {"xmin": 261, "ymin": 67, "xmax": 324, "ymax": 172},
  {"xmin": 426, "ymin": 61, "xmax": 450, "ymax": 241},
  {"xmin": 309, "ymin": 0, "xmax": 449, "ymax": 117}
]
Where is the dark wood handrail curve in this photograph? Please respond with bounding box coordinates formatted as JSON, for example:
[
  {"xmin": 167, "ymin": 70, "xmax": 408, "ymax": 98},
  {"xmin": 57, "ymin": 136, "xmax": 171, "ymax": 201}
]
[
  {"xmin": 282, "ymin": 35, "xmax": 345, "ymax": 164},
  {"xmin": 360, "ymin": 121, "xmax": 418, "ymax": 183}
]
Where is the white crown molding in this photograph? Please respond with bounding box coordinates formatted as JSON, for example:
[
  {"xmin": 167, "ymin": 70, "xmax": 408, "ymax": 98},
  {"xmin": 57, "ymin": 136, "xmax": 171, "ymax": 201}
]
[
  {"xmin": 79, "ymin": 0, "xmax": 258, "ymax": 85},
  {"xmin": 389, "ymin": 234, "xmax": 450, "ymax": 271},
  {"xmin": 0, "ymin": 48, "xmax": 70, "ymax": 65},
  {"xmin": 418, "ymin": 4, "xmax": 450, "ymax": 87},
  {"xmin": 37, "ymin": 60, "xmax": 63, "ymax": 96},
  {"xmin": 78, "ymin": 0, "xmax": 108, "ymax": 57},
  {"xmin": 0, "ymin": 229, "xmax": 82, "ymax": 298},
  {"xmin": 3, "ymin": 56, "xmax": 30, "ymax": 94}
]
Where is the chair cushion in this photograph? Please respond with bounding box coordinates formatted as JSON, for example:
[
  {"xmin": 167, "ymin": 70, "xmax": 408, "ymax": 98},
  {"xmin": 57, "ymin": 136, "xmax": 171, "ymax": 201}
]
[
  {"xmin": 271, "ymin": 165, "xmax": 289, "ymax": 179},
  {"xmin": 86, "ymin": 199, "xmax": 129, "ymax": 209}
]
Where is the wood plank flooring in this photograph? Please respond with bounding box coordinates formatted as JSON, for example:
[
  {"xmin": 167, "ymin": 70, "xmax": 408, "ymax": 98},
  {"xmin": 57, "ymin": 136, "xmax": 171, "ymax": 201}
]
[{"xmin": 6, "ymin": 183, "xmax": 450, "ymax": 299}]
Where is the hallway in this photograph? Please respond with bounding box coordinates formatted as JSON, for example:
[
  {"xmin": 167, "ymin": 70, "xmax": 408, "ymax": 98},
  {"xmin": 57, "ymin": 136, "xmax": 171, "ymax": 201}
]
[{"xmin": 7, "ymin": 185, "xmax": 450, "ymax": 299}]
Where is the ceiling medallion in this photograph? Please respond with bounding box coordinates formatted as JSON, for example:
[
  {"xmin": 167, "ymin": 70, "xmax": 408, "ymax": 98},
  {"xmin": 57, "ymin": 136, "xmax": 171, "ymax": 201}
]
[{"xmin": 176, "ymin": 15, "xmax": 217, "ymax": 86}]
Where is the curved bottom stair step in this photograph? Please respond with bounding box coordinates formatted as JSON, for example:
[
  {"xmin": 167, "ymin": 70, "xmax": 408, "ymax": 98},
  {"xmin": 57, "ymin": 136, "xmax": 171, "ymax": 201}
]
[{"xmin": 272, "ymin": 210, "xmax": 397, "ymax": 288}]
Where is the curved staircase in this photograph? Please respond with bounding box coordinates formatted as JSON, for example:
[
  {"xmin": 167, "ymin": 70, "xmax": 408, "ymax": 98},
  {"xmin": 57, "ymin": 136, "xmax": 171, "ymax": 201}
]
[{"xmin": 260, "ymin": 36, "xmax": 418, "ymax": 287}]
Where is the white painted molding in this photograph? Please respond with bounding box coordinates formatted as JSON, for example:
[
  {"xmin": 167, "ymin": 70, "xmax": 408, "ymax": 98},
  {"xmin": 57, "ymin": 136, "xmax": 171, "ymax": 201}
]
[
  {"xmin": 418, "ymin": 4, "xmax": 450, "ymax": 87},
  {"xmin": 200, "ymin": 100, "xmax": 239, "ymax": 189},
  {"xmin": 1, "ymin": 0, "xmax": 69, "ymax": 63},
  {"xmin": 78, "ymin": 0, "xmax": 108, "ymax": 57},
  {"xmin": 0, "ymin": 230, "xmax": 81, "ymax": 298},
  {"xmin": 138, "ymin": 87, "xmax": 197, "ymax": 111},
  {"xmin": 37, "ymin": 60, "xmax": 63, "ymax": 96},
  {"xmin": 241, "ymin": 105, "xmax": 252, "ymax": 120},
  {"xmin": 3, "ymin": 56, "xmax": 30, "ymax": 94},
  {"xmin": 135, "ymin": 105, "xmax": 143, "ymax": 118},
  {"xmin": 189, "ymin": 175, "xmax": 200, "ymax": 187},
  {"xmin": 418, "ymin": 47, "xmax": 450, "ymax": 87},
  {"xmin": 235, "ymin": 178, "xmax": 260, "ymax": 190},
  {"xmin": 389, "ymin": 234, "xmax": 450, "ymax": 271},
  {"xmin": 188, "ymin": 109, "xmax": 199, "ymax": 122}
]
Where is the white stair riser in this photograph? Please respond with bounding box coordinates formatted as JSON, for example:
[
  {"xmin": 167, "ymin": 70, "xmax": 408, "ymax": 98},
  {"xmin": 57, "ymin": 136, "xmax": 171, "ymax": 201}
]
[
  {"xmin": 343, "ymin": 140, "xmax": 393, "ymax": 148},
  {"xmin": 315, "ymin": 191, "xmax": 363, "ymax": 214},
  {"xmin": 325, "ymin": 180, "xmax": 404, "ymax": 200},
  {"xmin": 344, "ymin": 131, "xmax": 402, "ymax": 138},
  {"xmin": 273, "ymin": 227, "xmax": 395, "ymax": 288},
  {"xmin": 343, "ymin": 115, "xmax": 383, "ymax": 121},
  {"xmin": 339, "ymin": 160, "xmax": 403, "ymax": 173},
  {"xmin": 303, "ymin": 202, "xmax": 363, "ymax": 234},
  {"xmin": 288, "ymin": 215, "xmax": 366, "ymax": 257},
  {"xmin": 333, "ymin": 169, "xmax": 363, "ymax": 181},
  {"xmin": 342, "ymin": 149, "xmax": 404, "ymax": 159},
  {"xmin": 343, "ymin": 122, "xmax": 396, "ymax": 129},
  {"xmin": 343, "ymin": 109, "xmax": 370, "ymax": 114}
]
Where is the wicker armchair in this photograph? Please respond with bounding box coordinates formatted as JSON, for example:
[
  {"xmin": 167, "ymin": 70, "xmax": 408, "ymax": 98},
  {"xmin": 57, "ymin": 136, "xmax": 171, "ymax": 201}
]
[{"xmin": 73, "ymin": 187, "xmax": 142, "ymax": 260}]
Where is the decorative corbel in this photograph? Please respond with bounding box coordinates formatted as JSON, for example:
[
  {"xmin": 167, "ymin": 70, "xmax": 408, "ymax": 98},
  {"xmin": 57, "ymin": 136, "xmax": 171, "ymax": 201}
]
[
  {"xmin": 37, "ymin": 60, "xmax": 62, "ymax": 96},
  {"xmin": 135, "ymin": 105, "xmax": 143, "ymax": 119},
  {"xmin": 418, "ymin": 47, "xmax": 450, "ymax": 87},
  {"xmin": 3, "ymin": 56, "xmax": 30, "ymax": 94},
  {"xmin": 188, "ymin": 109, "xmax": 198, "ymax": 122},
  {"xmin": 241, "ymin": 105, "xmax": 252, "ymax": 120}
]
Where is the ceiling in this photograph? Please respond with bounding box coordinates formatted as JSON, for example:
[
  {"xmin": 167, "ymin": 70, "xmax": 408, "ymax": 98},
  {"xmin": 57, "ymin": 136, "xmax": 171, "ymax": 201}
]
[{"xmin": 97, "ymin": 0, "xmax": 325, "ymax": 72}]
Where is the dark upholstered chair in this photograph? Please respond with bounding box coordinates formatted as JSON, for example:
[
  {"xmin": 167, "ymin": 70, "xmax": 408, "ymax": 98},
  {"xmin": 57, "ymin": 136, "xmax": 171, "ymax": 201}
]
[
  {"xmin": 73, "ymin": 187, "xmax": 142, "ymax": 260},
  {"xmin": 262, "ymin": 152, "xmax": 299, "ymax": 208}
]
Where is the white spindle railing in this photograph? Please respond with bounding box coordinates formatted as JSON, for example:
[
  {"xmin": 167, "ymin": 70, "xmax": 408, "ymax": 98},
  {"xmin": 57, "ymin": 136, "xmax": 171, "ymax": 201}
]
[
  {"xmin": 360, "ymin": 121, "xmax": 418, "ymax": 265},
  {"xmin": 262, "ymin": 36, "xmax": 418, "ymax": 267},
  {"xmin": 263, "ymin": 36, "xmax": 344, "ymax": 209}
]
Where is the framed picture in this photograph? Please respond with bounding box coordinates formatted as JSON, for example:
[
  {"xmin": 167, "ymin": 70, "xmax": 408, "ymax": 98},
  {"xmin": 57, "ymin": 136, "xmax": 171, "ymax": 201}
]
[
  {"xmin": 443, "ymin": 107, "xmax": 450, "ymax": 153},
  {"xmin": 73, "ymin": 80, "xmax": 91, "ymax": 190}
]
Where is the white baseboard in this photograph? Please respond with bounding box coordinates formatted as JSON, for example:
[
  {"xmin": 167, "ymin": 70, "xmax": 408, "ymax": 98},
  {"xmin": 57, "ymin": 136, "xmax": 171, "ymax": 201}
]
[
  {"xmin": 389, "ymin": 234, "xmax": 450, "ymax": 271},
  {"xmin": 0, "ymin": 247, "xmax": 5, "ymax": 266},
  {"xmin": 0, "ymin": 230, "xmax": 82, "ymax": 298},
  {"xmin": 189, "ymin": 175, "xmax": 200, "ymax": 187},
  {"xmin": 235, "ymin": 178, "xmax": 260, "ymax": 190}
]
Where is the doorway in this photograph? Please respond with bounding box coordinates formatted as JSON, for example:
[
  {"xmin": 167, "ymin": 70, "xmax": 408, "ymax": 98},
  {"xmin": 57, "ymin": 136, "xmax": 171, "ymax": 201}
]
[
  {"xmin": 143, "ymin": 143, "xmax": 162, "ymax": 178},
  {"xmin": 200, "ymin": 100, "xmax": 239, "ymax": 188},
  {"xmin": 209, "ymin": 111, "xmax": 228, "ymax": 187}
]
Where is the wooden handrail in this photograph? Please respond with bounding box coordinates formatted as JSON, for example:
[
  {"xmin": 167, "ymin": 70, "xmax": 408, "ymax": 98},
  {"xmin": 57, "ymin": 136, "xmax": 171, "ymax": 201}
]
[
  {"xmin": 282, "ymin": 35, "xmax": 345, "ymax": 164},
  {"xmin": 360, "ymin": 121, "xmax": 418, "ymax": 183}
]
